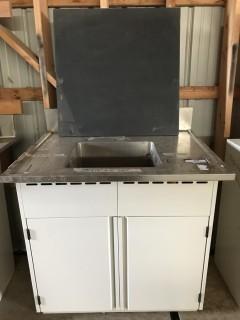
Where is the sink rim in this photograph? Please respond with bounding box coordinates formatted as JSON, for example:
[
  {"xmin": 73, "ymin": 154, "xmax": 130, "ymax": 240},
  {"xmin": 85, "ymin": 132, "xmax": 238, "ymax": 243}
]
[{"xmin": 66, "ymin": 141, "xmax": 161, "ymax": 168}]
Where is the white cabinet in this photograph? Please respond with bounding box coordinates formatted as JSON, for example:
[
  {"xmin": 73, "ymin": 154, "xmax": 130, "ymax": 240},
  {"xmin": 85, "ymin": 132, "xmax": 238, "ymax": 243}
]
[
  {"xmin": 27, "ymin": 217, "xmax": 115, "ymax": 313},
  {"xmin": 118, "ymin": 181, "xmax": 214, "ymax": 217},
  {"xmin": 124, "ymin": 217, "xmax": 208, "ymax": 311},
  {"xmin": 20, "ymin": 183, "xmax": 117, "ymax": 218},
  {"xmin": 16, "ymin": 181, "xmax": 218, "ymax": 313}
]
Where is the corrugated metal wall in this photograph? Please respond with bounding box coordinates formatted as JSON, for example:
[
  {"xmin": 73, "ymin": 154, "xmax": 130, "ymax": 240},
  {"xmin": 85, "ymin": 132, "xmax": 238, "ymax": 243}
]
[
  {"xmin": 0, "ymin": 9, "xmax": 47, "ymax": 156},
  {"xmin": 0, "ymin": 7, "xmax": 224, "ymax": 149},
  {"xmin": 180, "ymin": 7, "xmax": 223, "ymax": 139}
]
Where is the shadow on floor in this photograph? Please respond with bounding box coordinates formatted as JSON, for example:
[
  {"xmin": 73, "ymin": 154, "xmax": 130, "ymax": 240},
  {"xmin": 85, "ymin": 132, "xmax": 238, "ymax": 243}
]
[{"xmin": 180, "ymin": 260, "xmax": 240, "ymax": 320}]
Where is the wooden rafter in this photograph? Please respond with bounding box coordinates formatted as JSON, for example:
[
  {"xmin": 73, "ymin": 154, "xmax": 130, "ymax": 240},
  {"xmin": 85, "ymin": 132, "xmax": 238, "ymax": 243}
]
[
  {"xmin": 214, "ymin": 0, "xmax": 240, "ymax": 159},
  {"xmin": 33, "ymin": 0, "xmax": 56, "ymax": 109},
  {"xmin": 0, "ymin": 24, "xmax": 56, "ymax": 88},
  {"xmin": 10, "ymin": 0, "xmax": 225, "ymax": 7}
]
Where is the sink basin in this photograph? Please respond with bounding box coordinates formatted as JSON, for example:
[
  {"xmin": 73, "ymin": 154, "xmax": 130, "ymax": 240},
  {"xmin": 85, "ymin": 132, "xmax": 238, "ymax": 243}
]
[{"xmin": 67, "ymin": 141, "xmax": 161, "ymax": 168}]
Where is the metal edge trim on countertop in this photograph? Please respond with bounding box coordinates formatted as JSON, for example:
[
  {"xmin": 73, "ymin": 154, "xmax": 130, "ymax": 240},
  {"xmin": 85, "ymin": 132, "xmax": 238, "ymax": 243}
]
[{"xmin": 0, "ymin": 173, "xmax": 235, "ymax": 184}]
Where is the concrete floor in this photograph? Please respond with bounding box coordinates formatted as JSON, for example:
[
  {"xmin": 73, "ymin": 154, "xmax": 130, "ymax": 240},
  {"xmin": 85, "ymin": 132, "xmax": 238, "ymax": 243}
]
[
  {"xmin": 0, "ymin": 255, "xmax": 239, "ymax": 320},
  {"xmin": 180, "ymin": 261, "xmax": 240, "ymax": 320}
]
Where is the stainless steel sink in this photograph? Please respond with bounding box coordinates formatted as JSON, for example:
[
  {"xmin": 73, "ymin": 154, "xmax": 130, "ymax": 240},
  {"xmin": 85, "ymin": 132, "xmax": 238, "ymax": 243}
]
[{"xmin": 67, "ymin": 141, "xmax": 161, "ymax": 168}]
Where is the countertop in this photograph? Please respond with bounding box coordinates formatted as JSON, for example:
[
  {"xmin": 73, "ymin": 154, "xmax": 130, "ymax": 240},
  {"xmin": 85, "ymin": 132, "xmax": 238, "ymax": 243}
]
[{"xmin": 0, "ymin": 131, "xmax": 235, "ymax": 183}]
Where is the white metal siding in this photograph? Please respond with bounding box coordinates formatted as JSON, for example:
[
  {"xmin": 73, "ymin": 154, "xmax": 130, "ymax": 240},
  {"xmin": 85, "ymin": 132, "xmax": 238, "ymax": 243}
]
[{"xmin": 0, "ymin": 9, "xmax": 47, "ymax": 155}]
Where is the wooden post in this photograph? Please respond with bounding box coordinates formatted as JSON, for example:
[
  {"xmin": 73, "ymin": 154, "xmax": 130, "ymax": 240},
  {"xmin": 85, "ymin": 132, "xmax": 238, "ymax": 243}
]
[
  {"xmin": 214, "ymin": 0, "xmax": 240, "ymax": 159},
  {"xmin": 100, "ymin": 0, "xmax": 109, "ymax": 8},
  {"xmin": 166, "ymin": 0, "xmax": 176, "ymax": 7},
  {"xmin": 33, "ymin": 0, "xmax": 56, "ymax": 109},
  {"xmin": 0, "ymin": 0, "xmax": 12, "ymax": 17}
]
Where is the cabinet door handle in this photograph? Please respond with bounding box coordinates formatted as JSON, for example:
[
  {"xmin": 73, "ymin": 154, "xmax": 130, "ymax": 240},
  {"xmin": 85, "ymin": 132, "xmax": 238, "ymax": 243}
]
[
  {"xmin": 118, "ymin": 217, "xmax": 128, "ymax": 310},
  {"xmin": 109, "ymin": 217, "xmax": 117, "ymax": 309}
]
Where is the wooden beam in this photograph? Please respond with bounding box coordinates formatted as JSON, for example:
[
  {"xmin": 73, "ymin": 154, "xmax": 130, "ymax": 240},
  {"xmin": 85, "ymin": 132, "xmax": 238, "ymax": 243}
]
[
  {"xmin": 11, "ymin": 0, "xmax": 225, "ymax": 8},
  {"xmin": 0, "ymin": 99, "xmax": 22, "ymax": 114},
  {"xmin": 0, "ymin": 0, "xmax": 12, "ymax": 17},
  {"xmin": 33, "ymin": 0, "xmax": 56, "ymax": 109},
  {"xmin": 0, "ymin": 88, "xmax": 43, "ymax": 101},
  {"xmin": 0, "ymin": 86, "xmax": 233, "ymax": 102},
  {"xmin": 180, "ymin": 86, "xmax": 219, "ymax": 99},
  {"xmin": 175, "ymin": 0, "xmax": 223, "ymax": 5},
  {"xmin": 214, "ymin": 0, "xmax": 240, "ymax": 159},
  {"xmin": 0, "ymin": 24, "xmax": 57, "ymax": 88}
]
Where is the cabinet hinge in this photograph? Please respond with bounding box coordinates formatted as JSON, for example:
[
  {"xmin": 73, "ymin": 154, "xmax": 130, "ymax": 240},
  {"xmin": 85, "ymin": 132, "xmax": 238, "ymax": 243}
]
[
  {"xmin": 198, "ymin": 292, "xmax": 202, "ymax": 303},
  {"xmin": 205, "ymin": 226, "xmax": 209, "ymax": 238},
  {"xmin": 26, "ymin": 228, "xmax": 31, "ymax": 240},
  {"xmin": 37, "ymin": 295, "xmax": 41, "ymax": 305}
]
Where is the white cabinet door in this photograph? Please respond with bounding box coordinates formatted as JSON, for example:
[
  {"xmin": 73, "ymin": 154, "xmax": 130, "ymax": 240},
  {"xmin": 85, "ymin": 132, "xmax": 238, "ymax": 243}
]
[
  {"xmin": 27, "ymin": 217, "xmax": 115, "ymax": 313},
  {"xmin": 125, "ymin": 217, "xmax": 208, "ymax": 311}
]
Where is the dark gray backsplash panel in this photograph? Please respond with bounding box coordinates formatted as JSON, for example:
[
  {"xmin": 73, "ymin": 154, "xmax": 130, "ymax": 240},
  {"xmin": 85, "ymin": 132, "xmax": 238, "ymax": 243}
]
[{"xmin": 54, "ymin": 8, "xmax": 180, "ymax": 137}]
